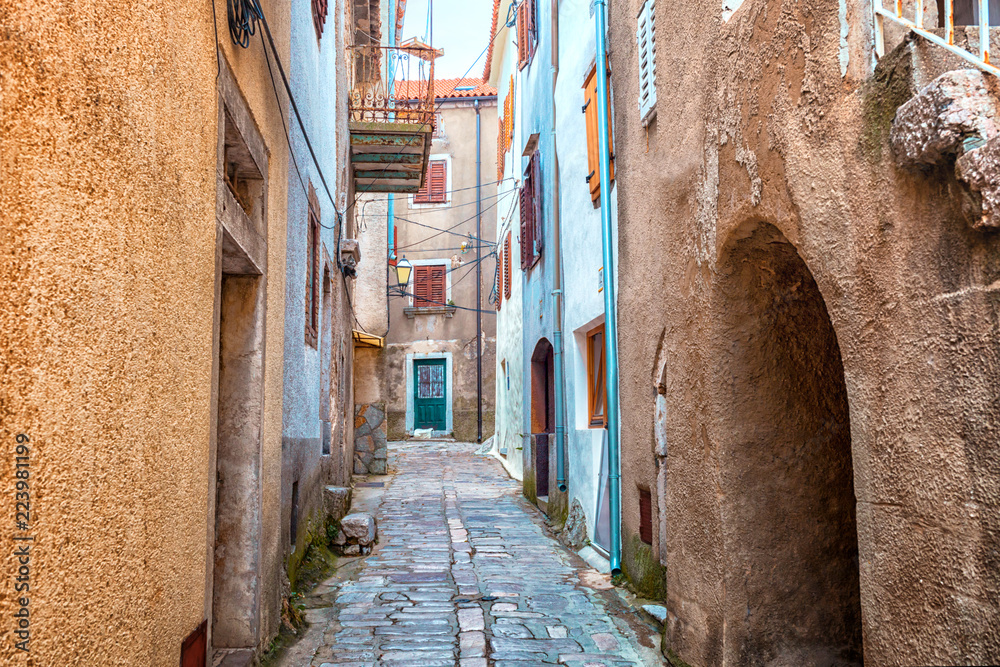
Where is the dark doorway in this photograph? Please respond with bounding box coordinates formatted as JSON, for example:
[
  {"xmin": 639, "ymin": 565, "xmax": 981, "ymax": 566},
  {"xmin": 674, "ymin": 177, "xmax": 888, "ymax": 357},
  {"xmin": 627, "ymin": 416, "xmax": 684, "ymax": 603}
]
[
  {"xmin": 714, "ymin": 223, "xmax": 863, "ymax": 666},
  {"xmin": 212, "ymin": 263, "xmax": 265, "ymax": 650},
  {"xmin": 531, "ymin": 339, "xmax": 555, "ymax": 500}
]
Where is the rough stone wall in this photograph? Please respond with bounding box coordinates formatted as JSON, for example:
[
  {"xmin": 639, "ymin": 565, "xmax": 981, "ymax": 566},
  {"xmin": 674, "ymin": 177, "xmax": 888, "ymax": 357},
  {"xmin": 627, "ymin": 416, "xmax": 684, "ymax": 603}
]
[
  {"xmin": 0, "ymin": 0, "xmax": 290, "ymax": 662},
  {"xmin": 354, "ymin": 402, "xmax": 388, "ymax": 473},
  {"xmin": 608, "ymin": 0, "xmax": 1000, "ymax": 665}
]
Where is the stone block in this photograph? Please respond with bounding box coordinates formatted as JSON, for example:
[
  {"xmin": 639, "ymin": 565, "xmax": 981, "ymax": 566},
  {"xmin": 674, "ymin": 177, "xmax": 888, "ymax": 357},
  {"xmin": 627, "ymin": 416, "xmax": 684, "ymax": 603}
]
[
  {"xmin": 369, "ymin": 459, "xmax": 387, "ymax": 475},
  {"xmin": 956, "ymin": 135, "xmax": 1000, "ymax": 229},
  {"xmin": 364, "ymin": 404, "xmax": 385, "ymax": 428},
  {"xmin": 324, "ymin": 486, "xmax": 352, "ymax": 521},
  {"xmin": 891, "ymin": 69, "xmax": 1000, "ymax": 169},
  {"xmin": 341, "ymin": 512, "xmax": 377, "ymax": 545}
]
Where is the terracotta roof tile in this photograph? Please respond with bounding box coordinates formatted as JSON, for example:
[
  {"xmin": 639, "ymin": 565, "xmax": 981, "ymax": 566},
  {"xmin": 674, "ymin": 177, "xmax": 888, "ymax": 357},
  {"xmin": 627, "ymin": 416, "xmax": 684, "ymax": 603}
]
[
  {"xmin": 394, "ymin": 78, "xmax": 497, "ymax": 100},
  {"xmin": 483, "ymin": 0, "xmax": 503, "ymax": 82}
]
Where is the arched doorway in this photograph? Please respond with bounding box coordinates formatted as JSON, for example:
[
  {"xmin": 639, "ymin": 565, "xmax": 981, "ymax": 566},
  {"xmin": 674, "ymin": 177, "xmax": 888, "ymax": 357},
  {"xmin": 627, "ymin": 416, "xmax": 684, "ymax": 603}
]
[
  {"xmin": 713, "ymin": 223, "xmax": 863, "ymax": 666},
  {"xmin": 531, "ymin": 338, "xmax": 555, "ymax": 499}
]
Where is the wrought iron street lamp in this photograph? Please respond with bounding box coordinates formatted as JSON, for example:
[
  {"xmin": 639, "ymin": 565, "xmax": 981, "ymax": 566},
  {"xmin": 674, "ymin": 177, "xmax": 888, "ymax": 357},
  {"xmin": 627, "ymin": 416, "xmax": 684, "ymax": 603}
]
[{"xmin": 393, "ymin": 256, "xmax": 413, "ymax": 295}]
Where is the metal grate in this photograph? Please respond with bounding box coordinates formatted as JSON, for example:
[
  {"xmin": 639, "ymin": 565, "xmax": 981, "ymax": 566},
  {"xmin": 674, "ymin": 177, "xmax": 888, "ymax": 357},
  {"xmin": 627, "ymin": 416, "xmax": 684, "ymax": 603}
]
[{"xmin": 874, "ymin": 0, "xmax": 1000, "ymax": 76}]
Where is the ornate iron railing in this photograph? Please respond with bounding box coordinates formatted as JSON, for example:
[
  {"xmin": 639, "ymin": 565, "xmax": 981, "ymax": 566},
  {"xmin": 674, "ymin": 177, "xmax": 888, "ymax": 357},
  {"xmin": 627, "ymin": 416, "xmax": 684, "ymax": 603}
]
[
  {"xmin": 347, "ymin": 45, "xmax": 436, "ymax": 126},
  {"xmin": 874, "ymin": 0, "xmax": 1000, "ymax": 76}
]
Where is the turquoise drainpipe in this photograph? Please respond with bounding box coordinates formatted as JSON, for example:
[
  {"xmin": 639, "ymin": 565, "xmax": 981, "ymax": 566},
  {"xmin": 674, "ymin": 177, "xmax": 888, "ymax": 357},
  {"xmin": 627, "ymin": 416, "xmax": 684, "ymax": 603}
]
[
  {"xmin": 593, "ymin": 0, "xmax": 621, "ymax": 576},
  {"xmin": 387, "ymin": 0, "xmax": 397, "ymax": 263}
]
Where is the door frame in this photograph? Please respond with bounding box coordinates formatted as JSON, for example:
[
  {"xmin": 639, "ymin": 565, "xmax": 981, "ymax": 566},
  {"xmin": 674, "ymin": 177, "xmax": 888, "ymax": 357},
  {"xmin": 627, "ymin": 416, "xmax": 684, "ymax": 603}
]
[{"xmin": 405, "ymin": 352, "xmax": 453, "ymax": 436}]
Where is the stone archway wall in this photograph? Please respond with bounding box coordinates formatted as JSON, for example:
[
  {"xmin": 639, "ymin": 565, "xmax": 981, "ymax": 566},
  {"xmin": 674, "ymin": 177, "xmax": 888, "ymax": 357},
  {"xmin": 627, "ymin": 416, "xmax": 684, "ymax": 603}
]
[{"xmin": 712, "ymin": 222, "xmax": 863, "ymax": 666}]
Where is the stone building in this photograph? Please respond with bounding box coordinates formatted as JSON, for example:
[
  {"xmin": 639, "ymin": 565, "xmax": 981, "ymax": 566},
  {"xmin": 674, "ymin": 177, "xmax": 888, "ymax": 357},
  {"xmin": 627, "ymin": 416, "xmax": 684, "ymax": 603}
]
[
  {"xmin": 279, "ymin": 0, "xmax": 358, "ymax": 588},
  {"xmin": 0, "ymin": 0, "xmax": 304, "ymax": 662},
  {"xmin": 606, "ymin": 0, "xmax": 1000, "ymax": 664},
  {"xmin": 485, "ymin": 0, "xmax": 624, "ymax": 571},
  {"xmin": 377, "ymin": 79, "xmax": 499, "ymax": 443}
]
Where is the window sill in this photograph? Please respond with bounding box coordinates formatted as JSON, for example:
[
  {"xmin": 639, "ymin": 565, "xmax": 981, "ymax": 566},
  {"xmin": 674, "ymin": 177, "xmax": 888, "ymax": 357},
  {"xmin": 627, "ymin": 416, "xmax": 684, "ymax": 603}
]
[{"xmin": 404, "ymin": 306, "xmax": 456, "ymax": 319}]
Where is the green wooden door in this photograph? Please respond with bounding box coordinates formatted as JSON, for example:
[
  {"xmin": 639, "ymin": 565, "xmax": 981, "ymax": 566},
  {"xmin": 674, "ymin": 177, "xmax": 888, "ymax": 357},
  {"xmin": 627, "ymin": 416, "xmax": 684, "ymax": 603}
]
[{"xmin": 413, "ymin": 359, "xmax": 447, "ymax": 430}]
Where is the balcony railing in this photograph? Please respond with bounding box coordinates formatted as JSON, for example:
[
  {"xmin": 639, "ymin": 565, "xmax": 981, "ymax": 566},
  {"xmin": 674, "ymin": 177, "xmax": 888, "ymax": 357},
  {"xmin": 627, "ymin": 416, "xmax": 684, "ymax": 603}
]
[
  {"xmin": 347, "ymin": 45, "xmax": 437, "ymax": 126},
  {"xmin": 874, "ymin": 0, "xmax": 1000, "ymax": 76}
]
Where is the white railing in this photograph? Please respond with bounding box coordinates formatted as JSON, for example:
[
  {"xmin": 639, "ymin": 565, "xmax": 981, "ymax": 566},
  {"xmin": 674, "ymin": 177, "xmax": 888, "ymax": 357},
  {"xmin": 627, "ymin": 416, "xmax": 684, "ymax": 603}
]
[{"xmin": 874, "ymin": 0, "xmax": 1000, "ymax": 76}]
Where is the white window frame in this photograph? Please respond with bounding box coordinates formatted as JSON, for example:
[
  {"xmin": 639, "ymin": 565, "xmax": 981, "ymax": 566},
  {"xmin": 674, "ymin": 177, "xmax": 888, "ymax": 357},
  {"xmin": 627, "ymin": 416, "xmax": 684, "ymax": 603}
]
[
  {"xmin": 409, "ymin": 153, "xmax": 453, "ymax": 209},
  {"xmin": 407, "ymin": 259, "xmax": 452, "ymax": 308},
  {"xmin": 636, "ymin": 0, "xmax": 657, "ymax": 125}
]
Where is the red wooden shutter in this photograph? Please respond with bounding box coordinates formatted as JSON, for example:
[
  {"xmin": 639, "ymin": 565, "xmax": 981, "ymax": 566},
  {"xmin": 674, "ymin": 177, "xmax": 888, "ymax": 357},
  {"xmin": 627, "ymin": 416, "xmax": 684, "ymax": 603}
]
[
  {"xmin": 415, "ymin": 160, "xmax": 447, "ymax": 204},
  {"xmin": 497, "ymin": 116, "xmax": 505, "ymax": 181},
  {"xmin": 414, "ymin": 265, "xmax": 446, "ymax": 307}
]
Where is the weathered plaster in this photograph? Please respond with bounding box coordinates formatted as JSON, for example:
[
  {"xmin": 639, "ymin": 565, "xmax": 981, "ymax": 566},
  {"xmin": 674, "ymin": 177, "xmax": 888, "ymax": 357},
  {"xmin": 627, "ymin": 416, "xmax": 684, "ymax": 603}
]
[{"xmin": 609, "ymin": 0, "xmax": 1000, "ymax": 664}]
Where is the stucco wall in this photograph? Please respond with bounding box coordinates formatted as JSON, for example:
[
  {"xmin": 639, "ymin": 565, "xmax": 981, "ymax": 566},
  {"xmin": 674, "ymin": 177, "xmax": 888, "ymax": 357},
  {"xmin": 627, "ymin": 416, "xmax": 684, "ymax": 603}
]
[
  {"xmin": 386, "ymin": 98, "xmax": 499, "ymax": 442},
  {"xmin": 282, "ymin": 0, "xmax": 354, "ymax": 575},
  {"xmin": 0, "ymin": 0, "xmax": 290, "ymax": 662},
  {"xmin": 609, "ymin": 0, "xmax": 1000, "ymax": 664}
]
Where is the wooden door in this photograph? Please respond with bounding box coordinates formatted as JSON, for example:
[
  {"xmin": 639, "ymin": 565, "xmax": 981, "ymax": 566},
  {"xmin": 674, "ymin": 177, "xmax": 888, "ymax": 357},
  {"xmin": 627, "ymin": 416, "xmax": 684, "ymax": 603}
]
[{"xmin": 413, "ymin": 359, "xmax": 447, "ymax": 430}]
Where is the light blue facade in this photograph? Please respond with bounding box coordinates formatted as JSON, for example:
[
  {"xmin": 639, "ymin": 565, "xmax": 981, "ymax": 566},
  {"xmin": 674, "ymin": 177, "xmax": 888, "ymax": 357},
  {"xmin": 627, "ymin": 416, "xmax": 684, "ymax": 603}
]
[{"xmin": 281, "ymin": 0, "xmax": 356, "ymax": 571}]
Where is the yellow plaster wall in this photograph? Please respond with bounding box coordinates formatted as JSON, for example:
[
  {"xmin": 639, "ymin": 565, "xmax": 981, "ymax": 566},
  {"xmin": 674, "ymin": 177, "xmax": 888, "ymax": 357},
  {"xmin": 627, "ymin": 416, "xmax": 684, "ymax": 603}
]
[{"xmin": 0, "ymin": 0, "xmax": 290, "ymax": 662}]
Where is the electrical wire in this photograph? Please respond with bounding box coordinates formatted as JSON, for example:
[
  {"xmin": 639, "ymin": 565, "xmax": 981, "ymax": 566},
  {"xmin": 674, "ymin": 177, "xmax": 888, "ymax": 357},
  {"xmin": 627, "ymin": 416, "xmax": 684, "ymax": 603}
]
[
  {"xmin": 344, "ymin": 4, "xmax": 518, "ymax": 216},
  {"xmin": 359, "ymin": 178, "xmax": 512, "ymax": 204},
  {"xmin": 227, "ymin": 0, "xmax": 263, "ymax": 48},
  {"xmin": 394, "ymin": 188, "xmax": 516, "ymax": 251}
]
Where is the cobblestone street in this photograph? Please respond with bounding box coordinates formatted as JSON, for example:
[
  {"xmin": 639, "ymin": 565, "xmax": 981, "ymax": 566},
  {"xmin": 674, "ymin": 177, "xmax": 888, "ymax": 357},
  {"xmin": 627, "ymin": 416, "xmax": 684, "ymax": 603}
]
[{"xmin": 284, "ymin": 441, "xmax": 662, "ymax": 667}]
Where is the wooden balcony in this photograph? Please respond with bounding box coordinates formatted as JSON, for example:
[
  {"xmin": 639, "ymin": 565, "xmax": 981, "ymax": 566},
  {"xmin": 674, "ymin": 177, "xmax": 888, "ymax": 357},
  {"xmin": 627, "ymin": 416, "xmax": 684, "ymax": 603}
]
[{"xmin": 348, "ymin": 45, "xmax": 437, "ymax": 194}]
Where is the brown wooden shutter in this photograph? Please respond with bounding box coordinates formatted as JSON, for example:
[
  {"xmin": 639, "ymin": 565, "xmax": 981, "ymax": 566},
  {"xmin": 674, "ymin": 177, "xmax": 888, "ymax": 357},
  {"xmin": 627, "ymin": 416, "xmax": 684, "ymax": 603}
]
[
  {"xmin": 517, "ymin": 5, "xmax": 529, "ymax": 69},
  {"xmin": 495, "ymin": 250, "xmax": 503, "ymax": 311},
  {"xmin": 414, "ymin": 160, "xmax": 447, "ymax": 204},
  {"xmin": 414, "ymin": 265, "xmax": 446, "ymax": 307},
  {"xmin": 504, "ymin": 232, "xmax": 512, "ymax": 298},
  {"xmin": 639, "ymin": 487, "xmax": 653, "ymax": 545},
  {"xmin": 497, "ymin": 116, "xmax": 505, "ymax": 181},
  {"xmin": 531, "ymin": 151, "xmax": 543, "ymax": 258},
  {"xmin": 520, "ymin": 174, "xmax": 533, "ymax": 270},
  {"xmin": 583, "ymin": 64, "xmax": 615, "ymax": 204}
]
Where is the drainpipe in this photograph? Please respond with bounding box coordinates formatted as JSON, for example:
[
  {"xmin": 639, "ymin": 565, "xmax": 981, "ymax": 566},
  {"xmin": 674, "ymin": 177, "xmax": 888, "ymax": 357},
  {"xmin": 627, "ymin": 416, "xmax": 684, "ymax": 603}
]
[
  {"xmin": 593, "ymin": 0, "xmax": 621, "ymax": 575},
  {"xmin": 551, "ymin": 0, "xmax": 567, "ymax": 493},
  {"xmin": 475, "ymin": 99, "xmax": 484, "ymax": 443}
]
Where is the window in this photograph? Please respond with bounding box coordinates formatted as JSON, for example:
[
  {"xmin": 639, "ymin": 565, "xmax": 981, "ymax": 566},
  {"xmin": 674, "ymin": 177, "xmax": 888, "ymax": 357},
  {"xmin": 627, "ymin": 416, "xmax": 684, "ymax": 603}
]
[
  {"xmin": 583, "ymin": 63, "xmax": 616, "ymax": 204},
  {"xmin": 520, "ymin": 151, "xmax": 543, "ymax": 269},
  {"xmin": 498, "ymin": 78, "xmax": 515, "ymax": 180},
  {"xmin": 587, "ymin": 324, "xmax": 607, "ymax": 428},
  {"xmin": 312, "ymin": 0, "xmax": 328, "ymax": 39},
  {"xmin": 639, "ymin": 487, "xmax": 653, "ymax": 544},
  {"xmin": 432, "ymin": 112, "xmax": 443, "ymax": 138},
  {"xmin": 305, "ymin": 186, "xmax": 321, "ymax": 347},
  {"xmin": 414, "ymin": 160, "xmax": 447, "ymax": 204},
  {"xmin": 950, "ymin": 0, "xmax": 1000, "ymax": 26},
  {"xmin": 636, "ymin": 0, "xmax": 657, "ymax": 124},
  {"xmin": 495, "ymin": 249, "xmax": 503, "ymax": 311},
  {"xmin": 517, "ymin": 0, "xmax": 537, "ymax": 69},
  {"xmin": 504, "ymin": 231, "xmax": 512, "ymax": 298},
  {"xmin": 413, "ymin": 264, "xmax": 446, "ymax": 308}
]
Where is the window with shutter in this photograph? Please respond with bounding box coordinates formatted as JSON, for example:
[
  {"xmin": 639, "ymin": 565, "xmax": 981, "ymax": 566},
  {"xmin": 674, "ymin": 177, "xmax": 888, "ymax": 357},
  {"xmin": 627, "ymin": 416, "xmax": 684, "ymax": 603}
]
[
  {"xmin": 504, "ymin": 232, "xmax": 512, "ymax": 298},
  {"xmin": 414, "ymin": 160, "xmax": 447, "ymax": 204},
  {"xmin": 520, "ymin": 151, "xmax": 542, "ymax": 270},
  {"xmin": 517, "ymin": 0, "xmax": 537, "ymax": 69},
  {"xmin": 495, "ymin": 249, "xmax": 503, "ymax": 311},
  {"xmin": 587, "ymin": 324, "xmax": 607, "ymax": 428},
  {"xmin": 583, "ymin": 63, "xmax": 616, "ymax": 204},
  {"xmin": 637, "ymin": 0, "xmax": 657, "ymax": 123},
  {"xmin": 497, "ymin": 116, "xmax": 505, "ymax": 181},
  {"xmin": 413, "ymin": 264, "xmax": 447, "ymax": 308},
  {"xmin": 305, "ymin": 186, "xmax": 321, "ymax": 347},
  {"xmin": 312, "ymin": 0, "xmax": 328, "ymax": 40}
]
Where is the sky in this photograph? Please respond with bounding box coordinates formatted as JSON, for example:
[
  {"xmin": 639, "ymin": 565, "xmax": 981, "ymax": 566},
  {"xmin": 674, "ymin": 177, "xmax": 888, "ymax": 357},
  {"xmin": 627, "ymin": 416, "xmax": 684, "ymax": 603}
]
[{"xmin": 399, "ymin": 0, "xmax": 496, "ymax": 80}]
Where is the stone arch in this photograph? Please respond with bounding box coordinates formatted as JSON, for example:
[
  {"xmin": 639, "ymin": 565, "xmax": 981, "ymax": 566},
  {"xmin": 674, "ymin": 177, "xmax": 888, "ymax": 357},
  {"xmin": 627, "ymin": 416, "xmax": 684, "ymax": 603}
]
[
  {"xmin": 530, "ymin": 338, "xmax": 555, "ymax": 435},
  {"xmin": 712, "ymin": 221, "xmax": 863, "ymax": 666}
]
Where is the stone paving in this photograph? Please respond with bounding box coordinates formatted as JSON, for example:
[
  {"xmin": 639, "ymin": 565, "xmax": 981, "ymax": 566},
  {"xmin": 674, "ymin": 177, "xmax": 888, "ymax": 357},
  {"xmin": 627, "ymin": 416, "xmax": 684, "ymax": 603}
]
[{"xmin": 298, "ymin": 441, "xmax": 661, "ymax": 667}]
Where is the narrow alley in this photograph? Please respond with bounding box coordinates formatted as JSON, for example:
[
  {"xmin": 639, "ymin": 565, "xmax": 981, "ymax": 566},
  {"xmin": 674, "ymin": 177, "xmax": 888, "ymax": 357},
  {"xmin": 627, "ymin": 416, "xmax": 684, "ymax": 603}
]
[{"xmin": 283, "ymin": 441, "xmax": 662, "ymax": 667}]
